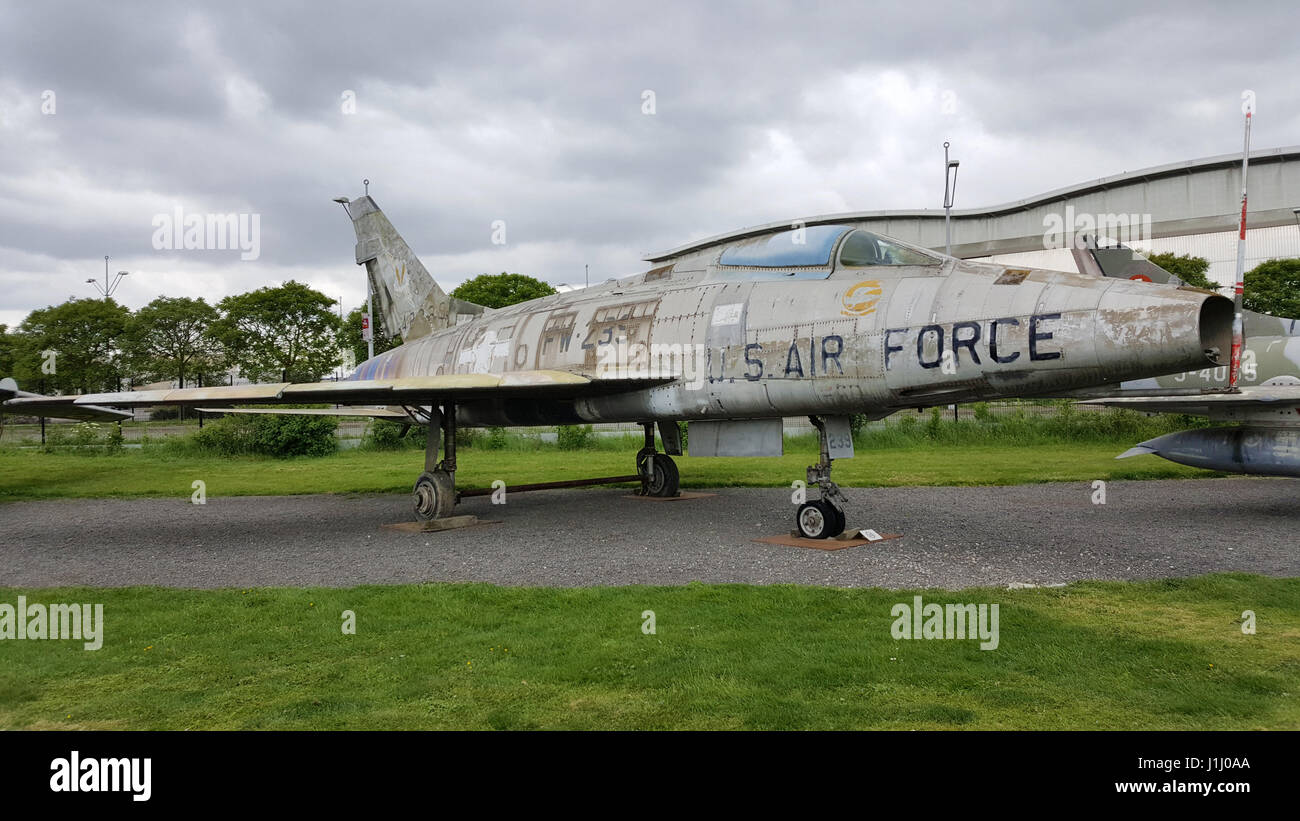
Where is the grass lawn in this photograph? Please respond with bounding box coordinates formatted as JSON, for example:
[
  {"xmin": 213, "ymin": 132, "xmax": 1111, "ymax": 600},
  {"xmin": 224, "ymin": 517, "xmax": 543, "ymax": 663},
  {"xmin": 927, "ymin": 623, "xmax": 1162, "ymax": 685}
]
[
  {"xmin": 0, "ymin": 574, "xmax": 1294, "ymax": 730},
  {"xmin": 0, "ymin": 440, "xmax": 1214, "ymax": 502}
]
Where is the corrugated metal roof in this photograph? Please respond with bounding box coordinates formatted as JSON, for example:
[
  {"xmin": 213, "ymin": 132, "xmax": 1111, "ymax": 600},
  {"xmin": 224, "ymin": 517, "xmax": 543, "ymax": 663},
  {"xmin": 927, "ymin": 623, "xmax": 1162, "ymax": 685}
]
[{"xmin": 644, "ymin": 145, "xmax": 1300, "ymax": 263}]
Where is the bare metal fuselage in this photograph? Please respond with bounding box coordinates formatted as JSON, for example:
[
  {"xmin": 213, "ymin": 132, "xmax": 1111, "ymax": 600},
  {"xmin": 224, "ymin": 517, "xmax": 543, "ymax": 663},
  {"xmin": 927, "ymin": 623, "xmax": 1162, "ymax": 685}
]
[{"xmin": 353, "ymin": 254, "xmax": 1232, "ymax": 428}]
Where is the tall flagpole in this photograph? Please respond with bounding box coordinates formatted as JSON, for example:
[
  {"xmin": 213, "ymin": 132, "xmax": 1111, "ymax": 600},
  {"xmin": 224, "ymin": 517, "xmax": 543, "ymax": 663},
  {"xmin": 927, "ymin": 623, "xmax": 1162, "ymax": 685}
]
[{"xmin": 1228, "ymin": 91, "xmax": 1253, "ymax": 391}]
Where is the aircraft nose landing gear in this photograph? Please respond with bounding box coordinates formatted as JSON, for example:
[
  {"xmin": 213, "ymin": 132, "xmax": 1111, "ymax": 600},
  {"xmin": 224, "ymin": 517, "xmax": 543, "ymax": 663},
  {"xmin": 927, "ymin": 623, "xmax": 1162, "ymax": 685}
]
[
  {"xmin": 797, "ymin": 498, "xmax": 845, "ymax": 540},
  {"xmin": 796, "ymin": 416, "xmax": 848, "ymax": 539}
]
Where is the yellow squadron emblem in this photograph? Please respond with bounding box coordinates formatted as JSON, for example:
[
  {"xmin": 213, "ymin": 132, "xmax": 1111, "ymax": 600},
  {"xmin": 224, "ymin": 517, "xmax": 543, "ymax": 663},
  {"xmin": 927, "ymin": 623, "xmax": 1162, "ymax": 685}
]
[{"xmin": 841, "ymin": 280, "xmax": 883, "ymax": 317}]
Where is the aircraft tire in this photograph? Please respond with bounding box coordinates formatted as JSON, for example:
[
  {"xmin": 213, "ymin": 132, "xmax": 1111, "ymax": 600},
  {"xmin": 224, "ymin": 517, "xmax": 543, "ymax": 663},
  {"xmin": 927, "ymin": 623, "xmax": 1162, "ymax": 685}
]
[
  {"xmin": 796, "ymin": 500, "xmax": 844, "ymax": 539},
  {"xmin": 827, "ymin": 503, "xmax": 846, "ymax": 538},
  {"xmin": 413, "ymin": 469, "xmax": 456, "ymax": 521},
  {"xmin": 642, "ymin": 454, "xmax": 680, "ymax": 497}
]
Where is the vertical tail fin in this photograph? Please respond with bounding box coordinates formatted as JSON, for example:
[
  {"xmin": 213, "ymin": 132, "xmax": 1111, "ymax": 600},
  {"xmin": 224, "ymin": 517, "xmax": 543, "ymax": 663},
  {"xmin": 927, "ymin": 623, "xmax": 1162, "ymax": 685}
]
[
  {"xmin": 1082, "ymin": 246, "xmax": 1179, "ymax": 285},
  {"xmin": 344, "ymin": 195, "xmax": 485, "ymax": 341}
]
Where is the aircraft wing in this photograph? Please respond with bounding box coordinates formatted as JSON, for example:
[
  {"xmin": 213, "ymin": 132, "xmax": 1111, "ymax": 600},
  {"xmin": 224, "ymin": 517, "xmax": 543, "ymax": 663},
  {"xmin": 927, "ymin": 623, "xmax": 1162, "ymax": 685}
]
[
  {"xmin": 1080, "ymin": 385, "xmax": 1300, "ymax": 416},
  {"xmin": 0, "ymin": 371, "xmax": 672, "ymax": 420},
  {"xmin": 195, "ymin": 406, "xmax": 411, "ymax": 418},
  {"xmin": 0, "ymin": 377, "xmax": 133, "ymax": 422}
]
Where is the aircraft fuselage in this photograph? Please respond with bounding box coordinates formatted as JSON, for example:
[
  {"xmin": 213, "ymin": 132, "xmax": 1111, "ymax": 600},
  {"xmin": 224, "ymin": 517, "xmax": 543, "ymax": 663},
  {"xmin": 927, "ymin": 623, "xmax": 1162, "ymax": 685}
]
[{"xmin": 352, "ymin": 253, "xmax": 1231, "ymax": 427}]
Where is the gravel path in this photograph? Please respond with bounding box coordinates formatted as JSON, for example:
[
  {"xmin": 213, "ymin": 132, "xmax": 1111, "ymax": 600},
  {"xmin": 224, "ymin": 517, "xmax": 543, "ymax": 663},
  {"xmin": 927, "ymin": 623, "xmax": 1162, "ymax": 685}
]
[{"xmin": 2, "ymin": 478, "xmax": 1296, "ymax": 589}]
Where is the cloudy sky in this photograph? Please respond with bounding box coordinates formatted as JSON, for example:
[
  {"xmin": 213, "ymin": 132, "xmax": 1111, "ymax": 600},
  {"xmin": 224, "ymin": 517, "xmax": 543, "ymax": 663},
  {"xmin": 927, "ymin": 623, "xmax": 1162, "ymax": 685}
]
[{"xmin": 1, "ymin": 0, "xmax": 1296, "ymax": 329}]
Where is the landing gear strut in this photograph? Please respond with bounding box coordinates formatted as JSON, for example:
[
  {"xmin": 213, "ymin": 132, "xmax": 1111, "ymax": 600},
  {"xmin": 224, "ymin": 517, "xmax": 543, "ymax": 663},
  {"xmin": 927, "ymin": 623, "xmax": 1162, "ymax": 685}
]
[
  {"xmin": 414, "ymin": 404, "xmax": 458, "ymax": 521},
  {"xmin": 796, "ymin": 415, "xmax": 847, "ymax": 539},
  {"xmin": 637, "ymin": 422, "xmax": 680, "ymax": 497}
]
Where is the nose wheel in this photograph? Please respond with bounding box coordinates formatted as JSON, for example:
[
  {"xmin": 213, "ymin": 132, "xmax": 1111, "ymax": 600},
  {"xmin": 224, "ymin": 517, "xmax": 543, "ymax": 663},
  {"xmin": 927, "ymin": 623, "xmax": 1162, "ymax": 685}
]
[
  {"xmin": 796, "ymin": 415, "xmax": 849, "ymax": 539},
  {"xmin": 797, "ymin": 499, "xmax": 846, "ymax": 540}
]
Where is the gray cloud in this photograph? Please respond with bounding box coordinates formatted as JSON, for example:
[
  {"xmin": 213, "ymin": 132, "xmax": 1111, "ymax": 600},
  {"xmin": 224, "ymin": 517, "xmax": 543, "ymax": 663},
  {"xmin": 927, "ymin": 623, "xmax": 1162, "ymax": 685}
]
[{"xmin": 1, "ymin": 0, "xmax": 1296, "ymax": 327}]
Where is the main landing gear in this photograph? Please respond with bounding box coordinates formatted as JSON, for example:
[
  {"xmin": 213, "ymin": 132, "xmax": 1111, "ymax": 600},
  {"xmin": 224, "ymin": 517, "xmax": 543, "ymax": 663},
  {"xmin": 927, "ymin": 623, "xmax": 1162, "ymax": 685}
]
[
  {"xmin": 414, "ymin": 404, "xmax": 458, "ymax": 521},
  {"xmin": 637, "ymin": 421, "xmax": 681, "ymax": 497},
  {"xmin": 411, "ymin": 411, "xmax": 684, "ymax": 522},
  {"xmin": 796, "ymin": 416, "xmax": 847, "ymax": 539}
]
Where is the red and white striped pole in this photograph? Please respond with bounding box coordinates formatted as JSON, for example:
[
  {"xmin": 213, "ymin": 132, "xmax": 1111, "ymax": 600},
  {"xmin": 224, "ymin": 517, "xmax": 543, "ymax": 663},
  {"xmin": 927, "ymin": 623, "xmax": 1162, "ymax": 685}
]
[{"xmin": 1228, "ymin": 90, "xmax": 1254, "ymax": 391}]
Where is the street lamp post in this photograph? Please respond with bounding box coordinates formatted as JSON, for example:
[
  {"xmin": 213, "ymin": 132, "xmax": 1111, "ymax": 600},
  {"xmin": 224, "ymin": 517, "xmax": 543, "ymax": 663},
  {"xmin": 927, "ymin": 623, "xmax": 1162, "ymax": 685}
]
[
  {"xmin": 943, "ymin": 142, "xmax": 961, "ymax": 421},
  {"xmin": 86, "ymin": 256, "xmax": 128, "ymax": 298}
]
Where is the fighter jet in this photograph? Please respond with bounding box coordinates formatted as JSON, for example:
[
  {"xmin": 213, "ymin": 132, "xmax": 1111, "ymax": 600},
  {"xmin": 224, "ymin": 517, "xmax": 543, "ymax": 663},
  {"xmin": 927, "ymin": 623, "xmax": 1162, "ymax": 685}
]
[
  {"xmin": 2, "ymin": 194, "xmax": 1234, "ymax": 537},
  {"xmin": 1071, "ymin": 244, "xmax": 1300, "ymax": 477}
]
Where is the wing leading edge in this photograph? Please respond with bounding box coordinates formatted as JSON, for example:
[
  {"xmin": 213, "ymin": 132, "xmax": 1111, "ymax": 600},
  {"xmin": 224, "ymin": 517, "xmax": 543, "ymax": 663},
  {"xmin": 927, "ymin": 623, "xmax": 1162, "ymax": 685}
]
[{"xmin": 0, "ymin": 371, "xmax": 673, "ymax": 421}]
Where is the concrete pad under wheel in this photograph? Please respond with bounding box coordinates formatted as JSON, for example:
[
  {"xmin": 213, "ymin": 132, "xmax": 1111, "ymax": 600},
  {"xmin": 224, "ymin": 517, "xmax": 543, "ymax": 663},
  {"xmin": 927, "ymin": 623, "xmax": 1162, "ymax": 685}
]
[
  {"xmin": 755, "ymin": 531, "xmax": 904, "ymax": 551},
  {"xmin": 622, "ymin": 491, "xmax": 718, "ymax": 501},
  {"xmin": 381, "ymin": 515, "xmax": 499, "ymax": 533}
]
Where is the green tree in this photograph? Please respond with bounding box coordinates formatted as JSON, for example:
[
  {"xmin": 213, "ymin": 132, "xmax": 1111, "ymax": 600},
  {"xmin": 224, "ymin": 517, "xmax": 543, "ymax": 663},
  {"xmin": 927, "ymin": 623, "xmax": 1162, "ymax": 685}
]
[
  {"xmin": 208, "ymin": 281, "xmax": 342, "ymax": 383},
  {"xmin": 1146, "ymin": 252, "xmax": 1218, "ymax": 290},
  {"xmin": 450, "ymin": 272, "xmax": 556, "ymax": 308},
  {"xmin": 14, "ymin": 297, "xmax": 132, "ymax": 393},
  {"xmin": 123, "ymin": 296, "xmax": 223, "ymax": 387},
  {"xmin": 1243, "ymin": 258, "xmax": 1300, "ymax": 319},
  {"xmin": 340, "ymin": 305, "xmax": 401, "ymax": 369},
  {"xmin": 0, "ymin": 324, "xmax": 17, "ymax": 376}
]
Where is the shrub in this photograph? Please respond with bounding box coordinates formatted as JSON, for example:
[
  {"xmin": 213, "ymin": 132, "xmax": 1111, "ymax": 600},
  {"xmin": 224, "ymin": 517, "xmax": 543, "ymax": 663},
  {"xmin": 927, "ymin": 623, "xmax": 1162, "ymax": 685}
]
[
  {"xmin": 43, "ymin": 421, "xmax": 123, "ymax": 454},
  {"xmin": 555, "ymin": 424, "xmax": 594, "ymax": 450},
  {"xmin": 923, "ymin": 407, "xmax": 944, "ymax": 439},
  {"xmin": 481, "ymin": 427, "xmax": 509, "ymax": 450},
  {"xmin": 849, "ymin": 414, "xmax": 869, "ymax": 436},
  {"xmin": 190, "ymin": 412, "xmax": 338, "ymax": 457},
  {"xmin": 363, "ymin": 419, "xmax": 421, "ymax": 451},
  {"xmin": 455, "ymin": 427, "xmax": 480, "ymax": 448}
]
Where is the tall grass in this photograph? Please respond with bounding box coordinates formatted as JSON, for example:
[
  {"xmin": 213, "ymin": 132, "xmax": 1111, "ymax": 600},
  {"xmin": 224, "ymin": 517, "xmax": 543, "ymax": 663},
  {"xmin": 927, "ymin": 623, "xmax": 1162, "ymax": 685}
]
[
  {"xmin": 452, "ymin": 406, "xmax": 1209, "ymax": 453},
  {"xmin": 846, "ymin": 404, "xmax": 1209, "ymax": 449},
  {"xmin": 10, "ymin": 405, "xmax": 1210, "ymax": 459}
]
